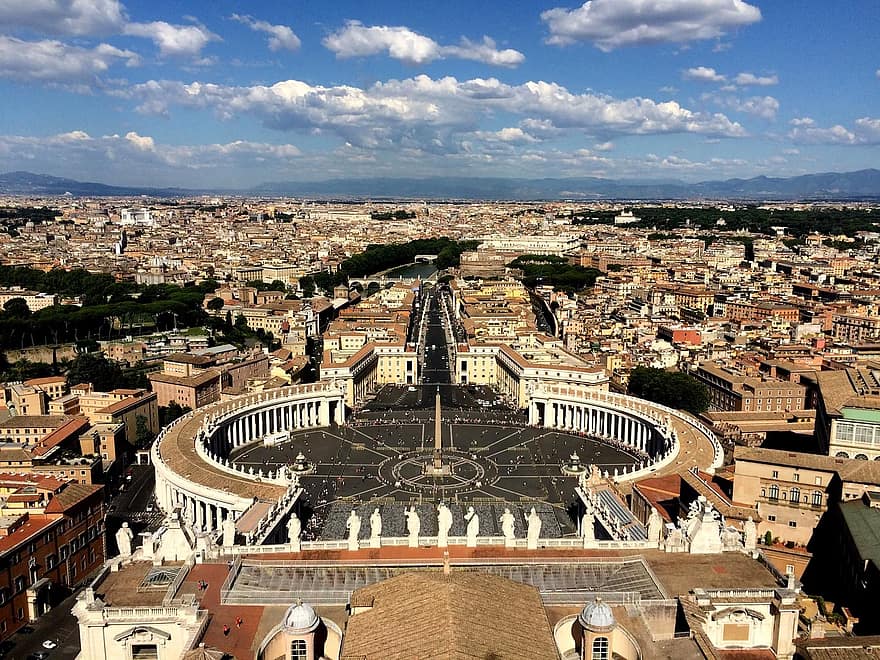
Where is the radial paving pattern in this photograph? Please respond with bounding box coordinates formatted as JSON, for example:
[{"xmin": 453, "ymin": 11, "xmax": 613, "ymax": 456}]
[{"xmin": 229, "ymin": 384, "xmax": 643, "ymax": 537}]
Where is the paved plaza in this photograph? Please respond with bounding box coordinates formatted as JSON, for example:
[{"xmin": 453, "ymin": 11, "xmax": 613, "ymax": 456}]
[{"xmin": 229, "ymin": 384, "xmax": 643, "ymax": 538}]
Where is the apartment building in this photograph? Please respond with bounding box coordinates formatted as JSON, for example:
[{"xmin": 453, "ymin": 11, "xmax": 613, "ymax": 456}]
[
  {"xmin": 695, "ymin": 361, "xmax": 808, "ymax": 412},
  {"xmin": 733, "ymin": 447, "xmax": 835, "ymax": 546},
  {"xmin": 0, "ymin": 475, "xmax": 105, "ymax": 643}
]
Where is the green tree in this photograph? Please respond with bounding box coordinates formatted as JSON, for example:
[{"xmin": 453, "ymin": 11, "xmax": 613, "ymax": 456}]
[
  {"xmin": 206, "ymin": 297, "xmax": 224, "ymax": 311},
  {"xmin": 135, "ymin": 414, "xmax": 154, "ymax": 448},
  {"xmin": 159, "ymin": 401, "xmax": 191, "ymax": 427},
  {"xmin": 2, "ymin": 298, "xmax": 30, "ymax": 318},
  {"xmin": 627, "ymin": 366, "xmax": 709, "ymax": 415},
  {"xmin": 298, "ymin": 275, "xmax": 316, "ymax": 298},
  {"xmin": 65, "ymin": 352, "xmax": 125, "ymax": 391}
]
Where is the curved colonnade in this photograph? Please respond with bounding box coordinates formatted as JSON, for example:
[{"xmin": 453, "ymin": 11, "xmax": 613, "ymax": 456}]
[
  {"xmin": 152, "ymin": 380, "xmax": 722, "ymax": 539},
  {"xmin": 152, "ymin": 383, "xmax": 346, "ymax": 534},
  {"xmin": 530, "ymin": 385, "xmax": 724, "ymax": 480}
]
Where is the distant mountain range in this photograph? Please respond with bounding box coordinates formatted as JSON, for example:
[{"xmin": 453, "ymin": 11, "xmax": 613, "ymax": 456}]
[
  {"xmin": 0, "ymin": 171, "xmax": 193, "ymax": 197},
  {"xmin": 2, "ymin": 168, "xmax": 880, "ymax": 200}
]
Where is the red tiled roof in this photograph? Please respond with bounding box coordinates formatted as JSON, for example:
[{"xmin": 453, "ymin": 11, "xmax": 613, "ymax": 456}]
[
  {"xmin": 0, "ymin": 515, "xmax": 58, "ymax": 554},
  {"xmin": 44, "ymin": 482, "xmax": 102, "ymax": 513},
  {"xmin": 32, "ymin": 417, "xmax": 90, "ymax": 457}
]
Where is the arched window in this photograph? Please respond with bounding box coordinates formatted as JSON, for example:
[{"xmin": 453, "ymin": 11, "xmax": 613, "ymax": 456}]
[
  {"xmin": 592, "ymin": 636, "xmax": 609, "ymax": 660},
  {"xmin": 811, "ymin": 491, "xmax": 822, "ymax": 506},
  {"xmin": 768, "ymin": 485, "xmax": 779, "ymax": 500},
  {"xmin": 789, "ymin": 487, "xmax": 800, "ymax": 504},
  {"xmin": 835, "ymin": 451, "xmax": 849, "ymax": 459},
  {"xmin": 855, "ymin": 454, "xmax": 869, "ymax": 460},
  {"xmin": 291, "ymin": 639, "xmax": 308, "ymax": 660}
]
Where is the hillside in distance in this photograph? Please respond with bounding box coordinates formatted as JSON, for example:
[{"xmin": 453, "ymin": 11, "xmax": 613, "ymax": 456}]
[
  {"xmin": 252, "ymin": 169, "xmax": 880, "ymax": 200},
  {"xmin": 2, "ymin": 168, "xmax": 880, "ymax": 200},
  {"xmin": 0, "ymin": 171, "xmax": 192, "ymax": 197}
]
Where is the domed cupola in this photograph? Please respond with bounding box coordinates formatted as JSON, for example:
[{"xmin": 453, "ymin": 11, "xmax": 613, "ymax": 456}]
[
  {"xmin": 283, "ymin": 600, "xmax": 319, "ymax": 634},
  {"xmin": 578, "ymin": 597, "xmax": 615, "ymax": 632}
]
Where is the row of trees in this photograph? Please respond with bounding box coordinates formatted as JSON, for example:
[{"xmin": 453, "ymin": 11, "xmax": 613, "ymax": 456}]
[
  {"xmin": 627, "ymin": 367, "xmax": 709, "ymax": 415},
  {"xmin": 0, "ymin": 274, "xmax": 218, "ymax": 350},
  {"xmin": 339, "ymin": 237, "xmax": 479, "ymax": 277},
  {"xmin": 297, "ymin": 238, "xmax": 479, "ymax": 296},
  {"xmin": 507, "ymin": 255, "xmax": 601, "ymax": 294},
  {"xmin": 572, "ymin": 206, "xmax": 880, "ymax": 238},
  {"xmin": 370, "ymin": 210, "xmax": 416, "ymax": 220}
]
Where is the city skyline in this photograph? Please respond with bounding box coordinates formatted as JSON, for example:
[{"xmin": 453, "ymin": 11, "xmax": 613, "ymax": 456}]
[{"xmin": 0, "ymin": 0, "xmax": 878, "ymax": 188}]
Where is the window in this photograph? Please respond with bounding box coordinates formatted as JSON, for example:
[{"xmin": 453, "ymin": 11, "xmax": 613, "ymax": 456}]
[
  {"xmin": 812, "ymin": 491, "xmax": 823, "ymax": 506},
  {"xmin": 815, "ymin": 476, "xmax": 822, "ymax": 486},
  {"xmin": 291, "ymin": 639, "xmax": 308, "ymax": 660},
  {"xmin": 592, "ymin": 637, "xmax": 610, "ymax": 660},
  {"xmin": 786, "ymin": 564, "xmax": 795, "ymax": 575},
  {"xmin": 131, "ymin": 644, "xmax": 159, "ymax": 660},
  {"xmin": 789, "ymin": 521, "xmax": 797, "ymax": 527},
  {"xmin": 14, "ymin": 577, "xmax": 24, "ymax": 593},
  {"xmin": 767, "ymin": 514, "xmax": 777, "ymax": 522},
  {"xmin": 768, "ymin": 485, "xmax": 779, "ymax": 500},
  {"xmin": 790, "ymin": 488, "xmax": 800, "ymax": 503},
  {"xmin": 771, "ymin": 470, "xmax": 779, "ymax": 479},
  {"xmin": 793, "ymin": 473, "xmax": 800, "ymax": 482}
]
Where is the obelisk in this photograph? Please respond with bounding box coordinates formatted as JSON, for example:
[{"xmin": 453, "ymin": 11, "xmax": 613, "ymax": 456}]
[{"xmin": 432, "ymin": 387, "xmax": 443, "ymax": 471}]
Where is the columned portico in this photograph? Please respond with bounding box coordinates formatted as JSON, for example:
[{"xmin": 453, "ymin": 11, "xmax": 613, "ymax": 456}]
[{"xmin": 153, "ymin": 383, "xmax": 346, "ymax": 539}]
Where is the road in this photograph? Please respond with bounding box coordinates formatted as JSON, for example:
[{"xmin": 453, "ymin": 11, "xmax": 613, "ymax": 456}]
[
  {"xmin": 1, "ymin": 589, "xmax": 82, "ymax": 660},
  {"xmin": 104, "ymin": 463, "xmax": 162, "ymax": 555},
  {"xmin": 421, "ymin": 289, "xmax": 453, "ymax": 384}
]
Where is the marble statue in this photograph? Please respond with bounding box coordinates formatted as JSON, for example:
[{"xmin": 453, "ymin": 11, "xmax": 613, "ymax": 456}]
[
  {"xmin": 222, "ymin": 514, "xmax": 236, "ymax": 547},
  {"xmin": 405, "ymin": 506, "xmax": 420, "ymax": 548},
  {"xmin": 370, "ymin": 508, "xmax": 382, "ymax": 548},
  {"xmin": 647, "ymin": 507, "xmax": 664, "ymax": 544},
  {"xmin": 499, "ymin": 507, "xmax": 516, "ymax": 546},
  {"xmin": 683, "ymin": 496, "xmax": 723, "ymax": 554},
  {"xmin": 437, "ymin": 502, "xmax": 453, "ymax": 548},
  {"xmin": 116, "ymin": 522, "xmax": 134, "ymax": 558},
  {"xmin": 464, "ymin": 506, "xmax": 479, "ymax": 548},
  {"xmin": 287, "ymin": 513, "xmax": 301, "ymax": 544},
  {"xmin": 581, "ymin": 510, "xmax": 595, "ymax": 547},
  {"xmin": 665, "ymin": 524, "xmax": 686, "ymax": 552},
  {"xmin": 721, "ymin": 524, "xmax": 744, "ymax": 551},
  {"xmin": 743, "ymin": 516, "xmax": 757, "ymax": 552},
  {"xmin": 345, "ymin": 510, "xmax": 361, "ymax": 551},
  {"xmin": 526, "ymin": 507, "xmax": 542, "ymax": 550}
]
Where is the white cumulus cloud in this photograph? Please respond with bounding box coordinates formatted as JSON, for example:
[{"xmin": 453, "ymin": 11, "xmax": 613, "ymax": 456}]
[
  {"xmin": 0, "ymin": 35, "xmax": 138, "ymax": 86},
  {"xmin": 734, "ymin": 72, "xmax": 778, "ymax": 86},
  {"xmin": 123, "ymin": 21, "xmax": 217, "ymax": 58},
  {"xmin": 788, "ymin": 117, "xmax": 880, "ymax": 145},
  {"xmin": 323, "ymin": 21, "xmax": 524, "ymax": 67},
  {"xmin": 231, "ymin": 14, "xmax": 300, "ymax": 52},
  {"xmin": 541, "ymin": 0, "xmax": 761, "ymax": 50},
  {"xmin": 708, "ymin": 94, "xmax": 779, "ymax": 119},
  {"xmin": 0, "ymin": 0, "xmax": 126, "ymax": 36},
  {"xmin": 789, "ymin": 117, "xmax": 815, "ymax": 127},
  {"xmin": 125, "ymin": 131, "xmax": 155, "ymax": 151},
  {"xmin": 0, "ymin": 131, "xmax": 302, "ymax": 181},
  {"xmin": 114, "ymin": 74, "xmax": 746, "ymax": 153},
  {"xmin": 683, "ymin": 66, "xmax": 726, "ymax": 82}
]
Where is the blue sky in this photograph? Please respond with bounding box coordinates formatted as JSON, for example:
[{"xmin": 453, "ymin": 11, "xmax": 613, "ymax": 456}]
[{"xmin": 0, "ymin": 0, "xmax": 878, "ymax": 188}]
